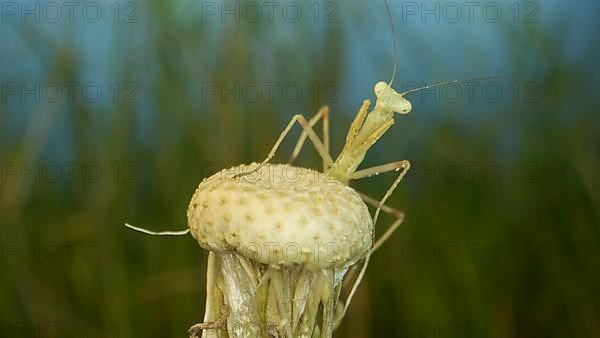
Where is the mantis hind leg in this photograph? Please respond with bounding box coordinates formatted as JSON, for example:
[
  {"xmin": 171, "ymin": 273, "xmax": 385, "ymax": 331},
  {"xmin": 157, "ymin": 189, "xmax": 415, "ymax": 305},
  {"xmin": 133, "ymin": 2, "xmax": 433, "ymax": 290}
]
[
  {"xmin": 288, "ymin": 106, "xmax": 330, "ymax": 170},
  {"xmin": 235, "ymin": 114, "xmax": 333, "ymax": 178}
]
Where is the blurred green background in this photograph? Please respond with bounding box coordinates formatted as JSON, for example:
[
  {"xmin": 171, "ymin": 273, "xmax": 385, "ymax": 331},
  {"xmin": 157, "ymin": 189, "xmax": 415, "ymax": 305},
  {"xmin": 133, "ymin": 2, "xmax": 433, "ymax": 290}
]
[{"xmin": 1, "ymin": 0, "xmax": 599, "ymax": 337}]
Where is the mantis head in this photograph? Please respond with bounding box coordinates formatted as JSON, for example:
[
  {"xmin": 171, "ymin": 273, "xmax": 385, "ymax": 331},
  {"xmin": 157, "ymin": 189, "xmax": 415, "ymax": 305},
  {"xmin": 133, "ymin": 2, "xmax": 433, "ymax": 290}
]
[{"xmin": 374, "ymin": 81, "xmax": 412, "ymax": 115}]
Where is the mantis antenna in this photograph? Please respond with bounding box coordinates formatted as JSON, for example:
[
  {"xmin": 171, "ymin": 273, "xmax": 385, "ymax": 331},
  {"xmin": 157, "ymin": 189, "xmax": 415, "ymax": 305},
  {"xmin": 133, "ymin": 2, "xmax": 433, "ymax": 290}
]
[
  {"xmin": 400, "ymin": 76, "xmax": 507, "ymax": 96},
  {"xmin": 379, "ymin": 2, "xmax": 504, "ymax": 98},
  {"xmin": 384, "ymin": 0, "xmax": 397, "ymax": 87}
]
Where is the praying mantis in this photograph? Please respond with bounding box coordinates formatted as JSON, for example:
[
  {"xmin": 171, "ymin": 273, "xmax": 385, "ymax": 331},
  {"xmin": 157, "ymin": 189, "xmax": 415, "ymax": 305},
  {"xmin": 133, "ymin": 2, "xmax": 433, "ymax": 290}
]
[{"xmin": 124, "ymin": 1, "xmax": 498, "ymax": 336}]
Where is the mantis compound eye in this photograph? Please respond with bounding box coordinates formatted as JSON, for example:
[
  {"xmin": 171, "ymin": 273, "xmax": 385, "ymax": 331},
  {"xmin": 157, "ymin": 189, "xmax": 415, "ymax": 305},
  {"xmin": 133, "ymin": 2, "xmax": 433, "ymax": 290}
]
[{"xmin": 374, "ymin": 81, "xmax": 412, "ymax": 115}]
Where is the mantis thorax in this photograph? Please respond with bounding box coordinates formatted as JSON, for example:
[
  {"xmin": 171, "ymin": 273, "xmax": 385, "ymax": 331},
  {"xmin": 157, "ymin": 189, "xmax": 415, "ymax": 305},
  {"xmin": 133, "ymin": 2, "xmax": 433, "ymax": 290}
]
[{"xmin": 326, "ymin": 82, "xmax": 412, "ymax": 183}]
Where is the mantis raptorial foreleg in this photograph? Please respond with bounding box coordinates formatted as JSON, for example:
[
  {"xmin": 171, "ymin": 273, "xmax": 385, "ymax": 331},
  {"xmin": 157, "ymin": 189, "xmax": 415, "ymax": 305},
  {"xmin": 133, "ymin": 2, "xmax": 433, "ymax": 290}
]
[
  {"xmin": 344, "ymin": 100, "xmax": 370, "ymax": 147},
  {"xmin": 288, "ymin": 106, "xmax": 330, "ymax": 168}
]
